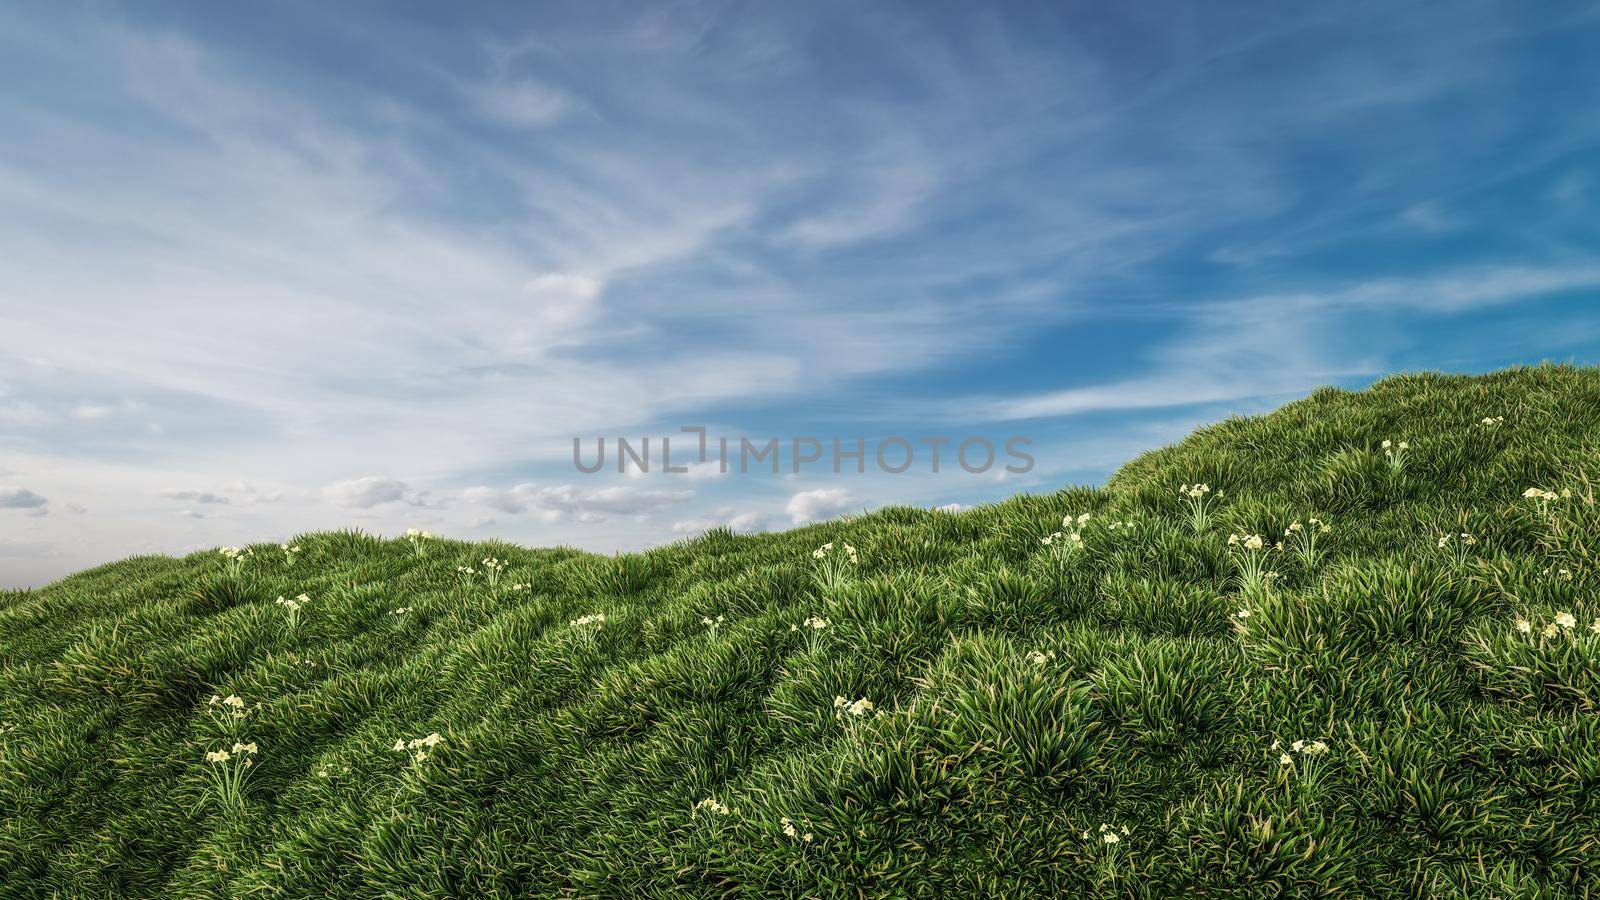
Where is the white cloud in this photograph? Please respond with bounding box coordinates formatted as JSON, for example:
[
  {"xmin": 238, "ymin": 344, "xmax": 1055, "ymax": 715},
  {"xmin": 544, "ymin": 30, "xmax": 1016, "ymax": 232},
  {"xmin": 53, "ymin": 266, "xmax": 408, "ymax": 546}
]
[
  {"xmin": 223, "ymin": 482, "xmax": 288, "ymax": 503},
  {"xmin": 684, "ymin": 461, "xmax": 727, "ymax": 480},
  {"xmin": 179, "ymin": 509, "xmax": 207, "ymax": 519},
  {"xmin": 785, "ymin": 488, "xmax": 856, "ymax": 525},
  {"xmin": 66, "ymin": 503, "xmax": 88, "ymax": 514},
  {"xmin": 0, "ymin": 485, "xmax": 49, "ymax": 509},
  {"xmin": 579, "ymin": 486, "xmax": 695, "ymax": 515},
  {"xmin": 934, "ymin": 502, "xmax": 965, "ymax": 513},
  {"xmin": 461, "ymin": 483, "xmax": 539, "ymax": 514},
  {"xmin": 671, "ymin": 507, "xmax": 769, "ymax": 536},
  {"xmin": 159, "ymin": 488, "xmax": 230, "ymax": 504},
  {"xmin": 463, "ymin": 483, "xmax": 695, "ymax": 523},
  {"xmin": 323, "ymin": 477, "xmax": 413, "ymax": 509}
]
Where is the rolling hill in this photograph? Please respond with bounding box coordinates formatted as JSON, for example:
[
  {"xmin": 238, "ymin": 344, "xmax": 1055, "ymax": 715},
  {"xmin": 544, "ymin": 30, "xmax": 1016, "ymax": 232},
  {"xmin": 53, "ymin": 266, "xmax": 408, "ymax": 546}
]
[{"xmin": 3, "ymin": 365, "xmax": 1599, "ymax": 897}]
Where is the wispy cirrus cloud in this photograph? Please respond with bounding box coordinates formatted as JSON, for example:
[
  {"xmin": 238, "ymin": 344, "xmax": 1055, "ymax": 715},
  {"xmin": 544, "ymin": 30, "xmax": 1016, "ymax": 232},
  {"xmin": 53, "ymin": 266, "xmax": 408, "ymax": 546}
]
[{"xmin": 969, "ymin": 263, "xmax": 1600, "ymax": 422}]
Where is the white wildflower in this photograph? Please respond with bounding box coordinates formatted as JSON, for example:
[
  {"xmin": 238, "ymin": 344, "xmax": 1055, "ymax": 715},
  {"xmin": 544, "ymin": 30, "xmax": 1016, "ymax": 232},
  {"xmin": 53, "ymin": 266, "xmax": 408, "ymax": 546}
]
[{"xmin": 695, "ymin": 797, "xmax": 732, "ymax": 816}]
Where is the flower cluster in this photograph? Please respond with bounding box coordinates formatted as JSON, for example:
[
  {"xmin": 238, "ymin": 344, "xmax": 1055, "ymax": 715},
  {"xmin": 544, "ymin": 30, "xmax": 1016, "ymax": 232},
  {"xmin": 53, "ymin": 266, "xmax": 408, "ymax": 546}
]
[
  {"xmin": 1042, "ymin": 512, "xmax": 1091, "ymax": 553},
  {"xmin": 1272, "ymin": 738, "xmax": 1330, "ymax": 767},
  {"xmin": 404, "ymin": 527, "xmax": 434, "ymax": 556},
  {"xmin": 1523, "ymin": 487, "xmax": 1573, "ymax": 511},
  {"xmin": 1480, "ymin": 416, "xmax": 1504, "ymax": 427},
  {"xmin": 1080, "ymin": 823, "xmax": 1130, "ymax": 844},
  {"xmin": 694, "ymin": 797, "xmax": 732, "ymax": 817},
  {"xmin": 456, "ymin": 564, "xmax": 478, "ymax": 580},
  {"xmin": 1229, "ymin": 533, "xmax": 1265, "ymax": 551},
  {"xmin": 1227, "ymin": 534, "xmax": 1276, "ymax": 597},
  {"xmin": 1437, "ymin": 531, "xmax": 1478, "ymax": 568},
  {"xmin": 274, "ymin": 593, "xmax": 311, "ymax": 631},
  {"xmin": 701, "ymin": 614, "xmax": 726, "ymax": 636},
  {"xmin": 1381, "ymin": 439, "xmax": 1410, "ymax": 472},
  {"xmin": 790, "ymin": 615, "xmax": 831, "ymax": 652},
  {"xmin": 1026, "ymin": 649, "xmax": 1056, "ymax": 666},
  {"xmin": 812, "ymin": 542, "xmax": 859, "ymax": 594},
  {"xmin": 571, "ymin": 612, "xmax": 607, "ymax": 628},
  {"xmin": 392, "ymin": 606, "xmax": 412, "ymax": 616},
  {"xmin": 1105, "ymin": 518, "xmax": 1138, "ymax": 532},
  {"xmin": 833, "ymin": 695, "xmax": 876, "ymax": 719},
  {"xmin": 1523, "ymin": 487, "xmax": 1575, "ymax": 530},
  {"xmin": 392, "ymin": 732, "xmax": 444, "ymax": 764},
  {"xmin": 1040, "ymin": 514, "xmax": 1093, "ymax": 582},
  {"xmin": 201, "ymin": 741, "xmax": 258, "ymax": 811},
  {"xmin": 480, "ymin": 557, "xmax": 507, "ymax": 586},
  {"xmin": 1179, "ymin": 483, "xmax": 1219, "ymax": 534},
  {"xmin": 1283, "ymin": 518, "xmax": 1331, "ymax": 569},
  {"xmin": 207, "ymin": 693, "xmax": 248, "ymax": 721},
  {"xmin": 1514, "ymin": 612, "xmax": 1597, "ymax": 639},
  {"xmin": 280, "ymin": 543, "xmax": 303, "ymax": 565},
  {"xmin": 1039, "ymin": 530, "xmax": 1083, "ymax": 549},
  {"xmin": 812, "ymin": 541, "xmax": 857, "ymax": 561},
  {"xmin": 780, "ymin": 817, "xmax": 814, "ymax": 843},
  {"xmin": 219, "ymin": 546, "xmax": 254, "ymax": 575},
  {"xmin": 205, "ymin": 742, "xmax": 258, "ymax": 763}
]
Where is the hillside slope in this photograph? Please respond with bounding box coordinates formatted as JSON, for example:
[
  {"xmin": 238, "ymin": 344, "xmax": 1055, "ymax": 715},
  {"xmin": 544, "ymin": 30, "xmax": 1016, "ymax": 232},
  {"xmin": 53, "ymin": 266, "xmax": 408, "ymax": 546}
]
[{"xmin": 3, "ymin": 366, "xmax": 1600, "ymax": 897}]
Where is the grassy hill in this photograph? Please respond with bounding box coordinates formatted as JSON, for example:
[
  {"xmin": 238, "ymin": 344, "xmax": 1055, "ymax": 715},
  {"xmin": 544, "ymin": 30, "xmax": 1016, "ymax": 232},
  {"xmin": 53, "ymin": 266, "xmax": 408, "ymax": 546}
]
[{"xmin": 4, "ymin": 366, "xmax": 1600, "ymax": 898}]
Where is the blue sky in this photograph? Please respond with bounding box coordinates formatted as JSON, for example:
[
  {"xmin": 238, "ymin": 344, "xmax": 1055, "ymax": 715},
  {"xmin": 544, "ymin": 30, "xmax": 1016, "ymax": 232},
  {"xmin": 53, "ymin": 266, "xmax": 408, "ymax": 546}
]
[{"xmin": 3, "ymin": 1, "xmax": 1599, "ymax": 586}]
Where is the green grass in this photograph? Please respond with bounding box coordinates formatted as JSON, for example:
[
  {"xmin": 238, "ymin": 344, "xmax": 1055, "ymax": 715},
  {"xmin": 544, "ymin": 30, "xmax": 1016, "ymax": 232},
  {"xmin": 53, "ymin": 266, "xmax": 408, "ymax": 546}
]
[{"xmin": 4, "ymin": 365, "xmax": 1600, "ymax": 897}]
